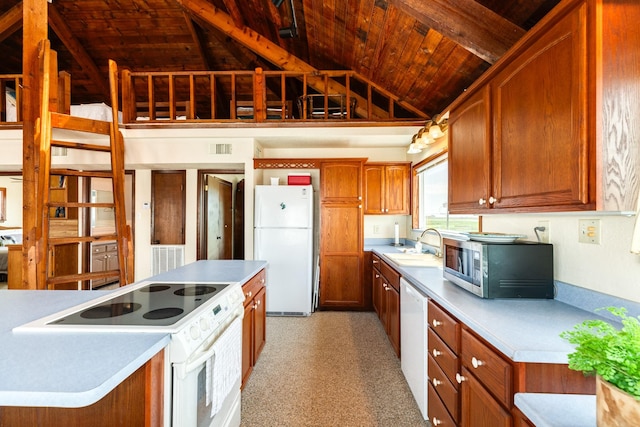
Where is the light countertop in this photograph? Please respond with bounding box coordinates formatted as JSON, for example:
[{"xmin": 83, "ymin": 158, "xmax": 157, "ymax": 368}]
[
  {"xmin": 515, "ymin": 393, "xmax": 596, "ymax": 427},
  {"xmin": 0, "ymin": 260, "xmax": 267, "ymax": 408},
  {"xmin": 368, "ymin": 244, "xmax": 612, "ymax": 364}
]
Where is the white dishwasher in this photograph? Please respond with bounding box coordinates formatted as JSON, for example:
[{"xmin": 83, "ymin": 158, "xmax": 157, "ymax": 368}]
[{"xmin": 400, "ymin": 277, "xmax": 428, "ymax": 420}]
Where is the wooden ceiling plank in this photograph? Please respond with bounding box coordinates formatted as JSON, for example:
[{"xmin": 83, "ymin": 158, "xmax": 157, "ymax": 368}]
[
  {"xmin": 0, "ymin": 1, "xmax": 23, "ymax": 44},
  {"xmin": 371, "ymin": 5, "xmax": 415, "ymax": 89},
  {"xmin": 177, "ymin": 0, "xmax": 423, "ymax": 119},
  {"xmin": 391, "ymin": 27, "xmax": 443, "ymax": 98},
  {"xmin": 392, "ymin": 0, "xmax": 526, "ymax": 64},
  {"xmin": 182, "ymin": 12, "xmax": 211, "ymax": 68},
  {"xmin": 384, "ymin": 19, "xmax": 426, "ymax": 93},
  {"xmin": 350, "ymin": 0, "xmax": 375, "ymax": 75},
  {"xmin": 359, "ymin": 2, "xmax": 387, "ymax": 76},
  {"xmin": 342, "ymin": 0, "xmax": 363, "ymax": 67},
  {"xmin": 47, "ymin": 4, "xmax": 110, "ymax": 98}
]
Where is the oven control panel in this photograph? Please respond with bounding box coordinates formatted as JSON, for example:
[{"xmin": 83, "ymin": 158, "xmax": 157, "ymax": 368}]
[{"xmin": 170, "ymin": 283, "xmax": 244, "ymax": 362}]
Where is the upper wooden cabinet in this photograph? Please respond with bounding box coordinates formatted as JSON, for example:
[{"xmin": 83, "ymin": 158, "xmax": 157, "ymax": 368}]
[
  {"xmin": 320, "ymin": 161, "xmax": 363, "ymax": 202},
  {"xmin": 363, "ymin": 163, "xmax": 410, "ymax": 215},
  {"xmin": 448, "ymin": 0, "xmax": 640, "ymax": 213}
]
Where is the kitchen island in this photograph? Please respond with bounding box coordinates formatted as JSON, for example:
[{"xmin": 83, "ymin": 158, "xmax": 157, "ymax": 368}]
[{"xmin": 0, "ymin": 260, "xmax": 266, "ymax": 426}]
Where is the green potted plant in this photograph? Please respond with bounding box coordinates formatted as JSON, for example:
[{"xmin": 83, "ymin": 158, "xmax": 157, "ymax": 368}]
[{"xmin": 560, "ymin": 307, "xmax": 640, "ymax": 425}]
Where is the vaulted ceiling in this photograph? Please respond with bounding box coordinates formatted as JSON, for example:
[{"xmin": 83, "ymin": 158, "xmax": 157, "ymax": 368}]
[{"xmin": 0, "ymin": 0, "xmax": 561, "ymax": 118}]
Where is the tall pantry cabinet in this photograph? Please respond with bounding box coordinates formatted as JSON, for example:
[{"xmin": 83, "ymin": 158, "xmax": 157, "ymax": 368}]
[{"xmin": 319, "ymin": 160, "xmax": 365, "ymax": 309}]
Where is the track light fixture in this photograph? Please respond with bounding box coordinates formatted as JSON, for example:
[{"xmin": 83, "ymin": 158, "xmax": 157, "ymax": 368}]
[{"xmin": 277, "ymin": 0, "xmax": 298, "ymax": 38}]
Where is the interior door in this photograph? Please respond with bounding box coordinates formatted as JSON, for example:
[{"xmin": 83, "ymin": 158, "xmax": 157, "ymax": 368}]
[
  {"xmin": 206, "ymin": 176, "xmax": 232, "ymax": 259},
  {"xmin": 151, "ymin": 171, "xmax": 185, "ymax": 244}
]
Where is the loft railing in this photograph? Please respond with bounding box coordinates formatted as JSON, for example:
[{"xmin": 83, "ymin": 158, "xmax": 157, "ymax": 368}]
[
  {"xmin": 1, "ymin": 72, "xmax": 70, "ymax": 124},
  {"xmin": 0, "ymin": 74, "xmax": 23, "ymax": 123},
  {"xmin": 120, "ymin": 68, "xmax": 427, "ymax": 124}
]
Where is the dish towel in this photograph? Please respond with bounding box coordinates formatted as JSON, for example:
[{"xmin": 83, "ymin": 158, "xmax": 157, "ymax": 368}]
[
  {"xmin": 631, "ymin": 187, "xmax": 640, "ymax": 254},
  {"xmin": 207, "ymin": 317, "xmax": 242, "ymax": 417}
]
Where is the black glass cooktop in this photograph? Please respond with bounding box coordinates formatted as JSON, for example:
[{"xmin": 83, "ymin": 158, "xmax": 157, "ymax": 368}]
[{"xmin": 50, "ymin": 282, "xmax": 228, "ymax": 327}]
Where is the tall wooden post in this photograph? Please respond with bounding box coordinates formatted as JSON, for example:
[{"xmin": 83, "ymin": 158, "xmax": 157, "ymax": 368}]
[{"xmin": 22, "ymin": 0, "xmax": 48, "ymax": 289}]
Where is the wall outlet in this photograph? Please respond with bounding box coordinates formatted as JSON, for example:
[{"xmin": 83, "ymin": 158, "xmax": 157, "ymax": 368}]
[
  {"xmin": 536, "ymin": 220, "xmax": 550, "ymax": 243},
  {"xmin": 579, "ymin": 219, "xmax": 600, "ymax": 244},
  {"xmin": 373, "ymin": 225, "xmax": 380, "ymax": 235}
]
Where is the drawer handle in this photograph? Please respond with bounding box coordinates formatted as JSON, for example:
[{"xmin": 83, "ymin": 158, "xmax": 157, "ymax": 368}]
[
  {"xmin": 456, "ymin": 373, "xmax": 467, "ymax": 384},
  {"xmin": 375, "ymin": 274, "xmax": 380, "ymax": 278},
  {"xmin": 478, "ymin": 198, "xmax": 486, "ymax": 206},
  {"xmin": 246, "ymin": 291, "xmax": 252, "ymax": 298},
  {"xmin": 253, "ymin": 303, "xmax": 258, "ymax": 309},
  {"xmin": 432, "ymin": 319, "xmax": 442, "ymax": 327},
  {"xmin": 471, "ymin": 357, "xmax": 484, "ymax": 369},
  {"xmin": 256, "ymin": 300, "xmax": 261, "ymax": 306},
  {"xmin": 432, "ymin": 417, "xmax": 442, "ymax": 426},
  {"xmin": 432, "ymin": 378, "xmax": 442, "ymax": 387},
  {"xmin": 373, "ymin": 260, "xmax": 379, "ymax": 264},
  {"xmin": 432, "ymin": 348, "xmax": 442, "ymax": 358}
]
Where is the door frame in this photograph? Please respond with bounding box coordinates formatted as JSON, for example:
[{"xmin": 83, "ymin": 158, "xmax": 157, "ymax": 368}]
[{"xmin": 196, "ymin": 169, "xmax": 243, "ymax": 260}]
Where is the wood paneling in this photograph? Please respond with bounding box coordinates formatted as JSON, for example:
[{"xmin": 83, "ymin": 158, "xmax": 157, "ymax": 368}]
[{"xmin": 1, "ymin": 0, "xmax": 561, "ymax": 118}]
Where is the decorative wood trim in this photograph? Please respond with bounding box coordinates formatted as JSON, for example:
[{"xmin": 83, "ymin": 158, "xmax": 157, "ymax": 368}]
[
  {"xmin": 254, "ymin": 157, "xmax": 369, "ymax": 169},
  {"xmin": 254, "ymin": 158, "xmax": 321, "ymax": 169}
]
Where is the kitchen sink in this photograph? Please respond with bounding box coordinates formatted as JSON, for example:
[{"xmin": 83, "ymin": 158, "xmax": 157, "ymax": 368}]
[{"xmin": 383, "ymin": 252, "xmax": 443, "ymax": 268}]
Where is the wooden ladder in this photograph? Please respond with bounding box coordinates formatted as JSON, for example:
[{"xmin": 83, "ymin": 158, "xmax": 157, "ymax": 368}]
[{"xmin": 36, "ymin": 43, "xmax": 129, "ymax": 289}]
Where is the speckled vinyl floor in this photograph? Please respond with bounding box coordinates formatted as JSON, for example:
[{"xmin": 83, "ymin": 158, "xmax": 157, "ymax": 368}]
[{"xmin": 240, "ymin": 311, "xmax": 428, "ymax": 427}]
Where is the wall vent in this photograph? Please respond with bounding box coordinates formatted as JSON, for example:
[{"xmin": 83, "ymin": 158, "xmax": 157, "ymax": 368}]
[
  {"xmin": 151, "ymin": 245, "xmax": 185, "ymax": 275},
  {"xmin": 210, "ymin": 143, "xmax": 232, "ymax": 155}
]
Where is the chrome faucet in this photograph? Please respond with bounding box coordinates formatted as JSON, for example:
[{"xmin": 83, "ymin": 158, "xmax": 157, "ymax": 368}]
[{"xmin": 418, "ymin": 228, "xmax": 443, "ymax": 257}]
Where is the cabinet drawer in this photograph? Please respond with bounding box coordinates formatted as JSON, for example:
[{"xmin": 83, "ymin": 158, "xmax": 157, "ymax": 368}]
[
  {"xmin": 372, "ymin": 254, "xmax": 381, "ymax": 269},
  {"xmin": 428, "ymin": 300, "xmax": 460, "ymax": 353},
  {"xmin": 242, "ymin": 270, "xmax": 266, "ymax": 306},
  {"xmin": 92, "ymin": 244, "xmax": 107, "ymax": 254},
  {"xmin": 428, "ymin": 328, "xmax": 459, "ymax": 385},
  {"xmin": 428, "ymin": 354, "xmax": 459, "ymax": 422},
  {"xmin": 461, "ymin": 328, "xmax": 512, "ymax": 408},
  {"xmin": 380, "ymin": 261, "xmax": 400, "ymax": 291},
  {"xmin": 106, "ymin": 243, "xmax": 118, "ymax": 252},
  {"xmin": 428, "ymin": 383, "xmax": 457, "ymax": 427}
]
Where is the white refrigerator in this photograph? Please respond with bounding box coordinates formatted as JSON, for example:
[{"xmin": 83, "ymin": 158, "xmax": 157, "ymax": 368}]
[{"xmin": 254, "ymin": 185, "xmax": 314, "ymax": 316}]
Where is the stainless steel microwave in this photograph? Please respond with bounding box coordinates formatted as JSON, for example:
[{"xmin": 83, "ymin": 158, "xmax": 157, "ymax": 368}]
[{"xmin": 442, "ymin": 237, "xmax": 554, "ymax": 299}]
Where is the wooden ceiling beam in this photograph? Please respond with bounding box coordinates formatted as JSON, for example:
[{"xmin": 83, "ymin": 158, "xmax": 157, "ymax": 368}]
[
  {"xmin": 0, "ymin": 1, "xmax": 23, "ymax": 43},
  {"xmin": 47, "ymin": 4, "xmax": 109, "ymax": 99},
  {"xmin": 177, "ymin": 0, "xmax": 424, "ymax": 119},
  {"xmin": 393, "ymin": 0, "xmax": 526, "ymax": 64}
]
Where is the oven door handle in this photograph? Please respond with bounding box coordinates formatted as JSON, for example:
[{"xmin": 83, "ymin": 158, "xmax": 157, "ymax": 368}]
[{"xmin": 178, "ymin": 315, "xmax": 242, "ymax": 378}]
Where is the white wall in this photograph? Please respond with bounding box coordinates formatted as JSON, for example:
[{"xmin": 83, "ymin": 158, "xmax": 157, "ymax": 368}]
[{"xmin": 482, "ymin": 213, "xmax": 640, "ymax": 304}]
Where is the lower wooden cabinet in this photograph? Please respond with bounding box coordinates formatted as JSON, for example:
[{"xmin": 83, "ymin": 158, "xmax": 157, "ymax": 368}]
[
  {"xmin": 91, "ymin": 242, "xmax": 119, "ymax": 289},
  {"xmin": 372, "ymin": 254, "xmax": 400, "ymax": 357},
  {"xmin": 427, "ymin": 299, "xmax": 594, "ymax": 426},
  {"xmin": 241, "ymin": 269, "xmax": 266, "ymax": 388}
]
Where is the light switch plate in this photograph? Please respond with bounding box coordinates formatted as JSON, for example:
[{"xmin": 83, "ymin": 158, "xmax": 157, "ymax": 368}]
[{"xmin": 579, "ymin": 219, "xmax": 600, "ymax": 244}]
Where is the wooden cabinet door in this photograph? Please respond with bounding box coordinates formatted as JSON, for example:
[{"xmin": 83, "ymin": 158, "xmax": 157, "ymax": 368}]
[
  {"xmin": 363, "ymin": 164, "xmax": 384, "ymax": 213},
  {"xmin": 386, "ymin": 284, "xmax": 400, "ymax": 357},
  {"xmin": 448, "ymin": 86, "xmax": 491, "ymax": 213},
  {"xmin": 241, "ymin": 300, "xmax": 254, "ymax": 388},
  {"xmin": 372, "ymin": 266, "xmax": 383, "ymax": 318},
  {"xmin": 460, "ymin": 367, "xmax": 511, "ymax": 427},
  {"xmin": 384, "ymin": 164, "xmax": 410, "ymax": 214},
  {"xmin": 320, "ymin": 161, "xmax": 362, "ymax": 202},
  {"xmin": 253, "ymin": 286, "xmax": 266, "ymax": 362},
  {"xmin": 491, "ymin": 3, "xmax": 592, "ymax": 211},
  {"xmin": 320, "ymin": 254, "xmax": 363, "ymax": 307}
]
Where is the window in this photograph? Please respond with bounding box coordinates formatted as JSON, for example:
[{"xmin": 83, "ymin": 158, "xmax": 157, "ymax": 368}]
[
  {"xmin": 0, "ymin": 187, "xmax": 6, "ymax": 222},
  {"xmin": 413, "ymin": 154, "xmax": 478, "ymax": 232}
]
